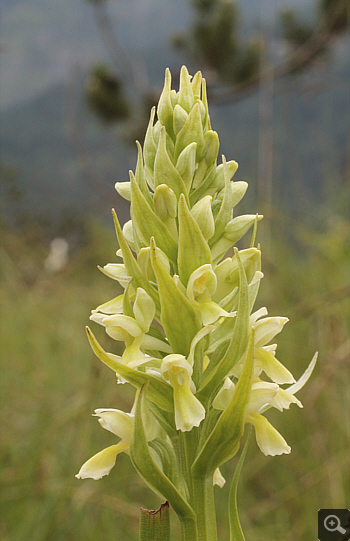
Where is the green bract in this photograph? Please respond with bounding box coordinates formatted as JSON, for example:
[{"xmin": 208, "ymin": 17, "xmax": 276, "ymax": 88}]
[{"xmin": 77, "ymin": 66, "xmax": 317, "ymax": 541}]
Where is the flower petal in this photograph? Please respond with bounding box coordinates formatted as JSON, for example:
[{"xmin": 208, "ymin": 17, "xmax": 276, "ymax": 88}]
[
  {"xmin": 213, "ymin": 467, "xmax": 226, "ymax": 488},
  {"xmin": 115, "ymin": 182, "xmax": 131, "ymax": 201},
  {"xmin": 197, "ymin": 301, "xmax": 236, "ymax": 326},
  {"xmin": 254, "ymin": 317, "xmax": 289, "ymax": 347},
  {"xmin": 75, "ymin": 442, "xmax": 128, "ymax": 480},
  {"xmin": 287, "ymin": 352, "xmax": 318, "ymax": 395},
  {"xmin": 247, "ymin": 413, "xmax": 291, "ymax": 456},
  {"xmin": 173, "ymin": 382, "xmax": 206, "ymax": 432},
  {"xmin": 187, "ymin": 324, "xmax": 217, "ymax": 367},
  {"xmin": 103, "ymin": 315, "xmax": 143, "ymax": 338},
  {"xmin": 213, "ymin": 247, "xmax": 261, "ymax": 303},
  {"xmin": 186, "ymin": 264, "xmax": 217, "ymax": 303},
  {"xmin": 212, "ymin": 377, "xmax": 235, "ymax": 410},
  {"xmin": 133, "ymin": 288, "xmax": 155, "ymax": 332},
  {"xmin": 161, "ymin": 354, "xmax": 193, "ymax": 382},
  {"xmin": 137, "ymin": 246, "xmax": 170, "ymax": 282},
  {"xmin": 141, "ymin": 334, "xmax": 172, "ymax": 353},
  {"xmin": 127, "ymin": 355, "xmax": 161, "ymax": 369},
  {"xmin": 91, "ymin": 295, "xmax": 124, "ymax": 315},
  {"xmin": 89, "ymin": 312, "xmax": 107, "ymax": 326},
  {"xmin": 101, "ymin": 264, "xmax": 132, "ymax": 288},
  {"xmin": 247, "ymin": 382, "xmax": 279, "ymax": 414},
  {"xmin": 121, "ymin": 339, "xmax": 147, "ymax": 366},
  {"xmin": 161, "ymin": 354, "xmax": 205, "ymax": 431},
  {"xmin": 271, "ymin": 389, "xmax": 303, "ymax": 412},
  {"xmin": 255, "ymin": 347, "xmax": 295, "ymax": 384},
  {"xmin": 94, "ymin": 409, "xmax": 134, "ymax": 441},
  {"xmin": 250, "ymin": 307, "xmax": 268, "ymax": 325},
  {"xmin": 122, "ymin": 220, "xmax": 136, "ymax": 251}
]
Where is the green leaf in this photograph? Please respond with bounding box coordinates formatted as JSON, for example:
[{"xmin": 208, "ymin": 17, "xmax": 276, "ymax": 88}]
[
  {"xmin": 135, "ymin": 141, "xmax": 154, "ymax": 207},
  {"xmin": 111, "ymin": 210, "xmax": 160, "ymax": 312},
  {"xmin": 197, "ymin": 248, "xmax": 250, "ymax": 398},
  {"xmin": 122, "ymin": 283, "xmax": 135, "ymax": 318},
  {"xmin": 86, "ymin": 327, "xmax": 174, "ymax": 412},
  {"xmin": 150, "ymin": 237, "xmax": 201, "ymax": 356},
  {"xmin": 129, "ymin": 172, "xmax": 178, "ymax": 263},
  {"xmin": 192, "ymin": 329, "xmax": 255, "ymax": 476},
  {"xmin": 130, "ymin": 385, "xmax": 197, "ymax": 526},
  {"xmin": 249, "ymin": 214, "xmax": 259, "ymax": 248},
  {"xmin": 139, "ymin": 502, "xmax": 170, "ymax": 541},
  {"xmin": 210, "ymin": 156, "xmax": 236, "ymax": 245},
  {"xmin": 177, "ymin": 194, "xmax": 212, "ymax": 287},
  {"xmin": 197, "ymin": 407, "xmax": 221, "ymax": 451},
  {"xmin": 229, "ymin": 426, "xmax": 252, "ymax": 541},
  {"xmin": 143, "ymin": 107, "xmax": 157, "ymax": 187},
  {"xmin": 201, "ymin": 77, "xmax": 210, "ymax": 131},
  {"xmin": 148, "ymin": 438, "xmax": 180, "ymax": 489},
  {"xmin": 147, "ymin": 402, "xmax": 177, "ymax": 439}
]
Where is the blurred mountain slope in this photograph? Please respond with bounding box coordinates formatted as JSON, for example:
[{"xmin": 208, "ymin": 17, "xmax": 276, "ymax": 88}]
[
  {"xmin": 0, "ymin": 0, "xmax": 349, "ymax": 222},
  {"xmin": 0, "ymin": 0, "xmax": 191, "ymax": 110}
]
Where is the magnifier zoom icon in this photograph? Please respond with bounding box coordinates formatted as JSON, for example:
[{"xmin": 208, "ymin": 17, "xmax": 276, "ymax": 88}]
[{"xmin": 324, "ymin": 515, "xmax": 347, "ymax": 535}]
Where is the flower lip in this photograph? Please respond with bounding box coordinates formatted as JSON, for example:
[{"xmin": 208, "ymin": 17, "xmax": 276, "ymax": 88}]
[
  {"xmin": 187, "ymin": 264, "xmax": 217, "ymax": 302},
  {"xmin": 75, "ymin": 443, "xmax": 127, "ymax": 480},
  {"xmin": 161, "ymin": 354, "xmax": 193, "ymax": 381},
  {"xmin": 247, "ymin": 413, "xmax": 291, "ymax": 456},
  {"xmin": 93, "ymin": 408, "xmax": 134, "ymax": 441},
  {"xmin": 160, "ymin": 354, "xmax": 205, "ymax": 432}
]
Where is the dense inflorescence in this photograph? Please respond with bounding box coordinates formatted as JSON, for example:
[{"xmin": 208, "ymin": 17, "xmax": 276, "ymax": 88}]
[{"xmin": 76, "ymin": 68, "xmax": 316, "ymax": 538}]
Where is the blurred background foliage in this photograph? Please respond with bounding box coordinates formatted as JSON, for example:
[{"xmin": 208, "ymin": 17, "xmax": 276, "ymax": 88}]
[{"xmin": 0, "ymin": 0, "xmax": 349, "ymax": 540}]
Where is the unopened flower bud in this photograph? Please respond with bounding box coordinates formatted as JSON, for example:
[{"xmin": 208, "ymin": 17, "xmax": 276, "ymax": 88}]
[
  {"xmin": 157, "ymin": 67, "xmax": 175, "ymax": 139},
  {"xmin": 173, "ymin": 104, "xmax": 188, "ymax": 136},
  {"xmin": 177, "ymin": 65, "xmax": 194, "ymax": 113},
  {"xmin": 176, "ymin": 142, "xmax": 197, "ymax": 191},
  {"xmin": 115, "ymin": 181, "xmax": 131, "ymax": 201},
  {"xmin": 191, "ymin": 195, "xmax": 215, "ymax": 240}
]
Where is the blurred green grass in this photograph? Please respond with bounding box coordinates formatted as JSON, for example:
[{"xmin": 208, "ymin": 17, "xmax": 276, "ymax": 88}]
[{"xmin": 1, "ymin": 213, "xmax": 349, "ymax": 541}]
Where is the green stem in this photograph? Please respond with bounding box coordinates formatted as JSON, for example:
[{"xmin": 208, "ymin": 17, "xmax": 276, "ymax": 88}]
[
  {"xmin": 176, "ymin": 431, "xmax": 200, "ymax": 541},
  {"xmin": 139, "ymin": 502, "xmax": 170, "ymax": 541},
  {"xmin": 178, "ymin": 516, "xmax": 199, "ymax": 541},
  {"xmin": 191, "ymin": 473, "xmax": 218, "ymax": 541},
  {"xmin": 205, "ymin": 474, "xmax": 218, "ymax": 541},
  {"xmin": 178, "ymin": 432, "xmax": 191, "ymax": 498},
  {"xmin": 182, "ymin": 429, "xmax": 218, "ymax": 541},
  {"xmin": 182, "ymin": 430, "xmax": 197, "ymax": 500}
]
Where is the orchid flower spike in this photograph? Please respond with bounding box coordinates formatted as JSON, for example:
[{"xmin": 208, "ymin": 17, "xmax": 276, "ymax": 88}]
[{"xmin": 77, "ymin": 66, "xmax": 317, "ymax": 541}]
